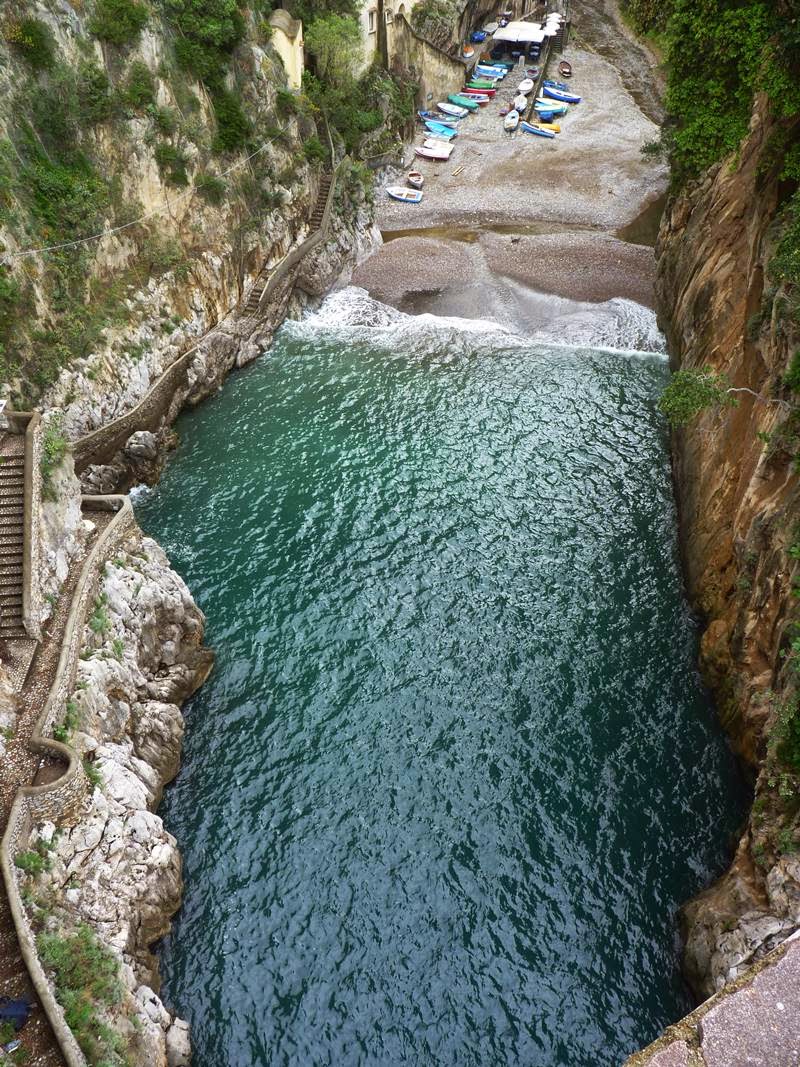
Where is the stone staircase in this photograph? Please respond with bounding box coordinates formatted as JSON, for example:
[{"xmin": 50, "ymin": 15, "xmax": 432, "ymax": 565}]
[
  {"xmin": 242, "ymin": 172, "xmax": 333, "ymax": 316},
  {"xmin": 0, "ymin": 435, "xmax": 26, "ymax": 641}
]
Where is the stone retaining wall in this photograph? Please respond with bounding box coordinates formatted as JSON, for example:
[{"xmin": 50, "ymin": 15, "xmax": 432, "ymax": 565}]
[
  {"xmin": 0, "ymin": 495, "xmax": 136, "ymax": 1067},
  {"xmin": 390, "ymin": 15, "xmax": 469, "ymax": 106}
]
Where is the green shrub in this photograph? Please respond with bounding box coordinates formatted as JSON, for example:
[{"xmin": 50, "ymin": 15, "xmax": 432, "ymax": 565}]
[
  {"xmin": 659, "ymin": 366, "xmax": 736, "ymax": 427},
  {"xmin": 785, "ymin": 351, "xmax": 800, "ymax": 393},
  {"xmin": 154, "ymin": 143, "xmax": 189, "ymax": 185},
  {"xmin": 150, "ymin": 105, "xmax": 178, "ymax": 136},
  {"xmin": 212, "ymin": 88, "xmax": 249, "ymax": 152},
  {"xmin": 83, "ymin": 760, "xmax": 104, "ymax": 789},
  {"xmin": 772, "ymin": 695, "xmax": 800, "ymax": 772},
  {"xmin": 15, "ymin": 850, "xmax": 50, "ymax": 876},
  {"xmin": 37, "ymin": 924, "xmax": 124, "ymax": 1065},
  {"xmin": 77, "ymin": 61, "xmax": 112, "ymax": 125},
  {"xmin": 165, "ymin": 0, "xmax": 245, "ymax": 88},
  {"xmin": 303, "ymin": 134, "xmax": 326, "ymax": 163},
  {"xmin": 195, "ymin": 173, "xmax": 226, "ymax": 202},
  {"xmin": 40, "ymin": 418, "xmax": 69, "ymax": 501},
  {"xmin": 89, "ymin": 593, "xmax": 110, "ymax": 635},
  {"xmin": 0, "ymin": 271, "xmax": 21, "ymax": 340},
  {"xmin": 88, "ymin": 0, "xmax": 148, "ymax": 46},
  {"xmin": 121, "ymin": 60, "xmax": 155, "ymax": 108},
  {"xmin": 3, "ymin": 17, "xmax": 55, "ymax": 70}
]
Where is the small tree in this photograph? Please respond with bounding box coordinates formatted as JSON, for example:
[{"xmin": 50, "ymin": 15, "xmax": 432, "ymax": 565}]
[
  {"xmin": 305, "ymin": 14, "xmax": 361, "ymax": 88},
  {"xmin": 659, "ymin": 367, "xmax": 736, "ymax": 427}
]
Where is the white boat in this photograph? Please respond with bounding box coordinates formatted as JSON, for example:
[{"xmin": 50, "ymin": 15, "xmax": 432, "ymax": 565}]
[
  {"xmin": 518, "ymin": 78, "xmax": 534, "ymax": 94},
  {"xmin": 423, "ymin": 138, "xmax": 454, "ymax": 156},
  {"xmin": 415, "ymin": 143, "xmax": 452, "ymax": 161},
  {"xmin": 513, "ymin": 94, "xmax": 528, "ymax": 111},
  {"xmin": 438, "ymin": 101, "xmax": 469, "ymax": 118},
  {"xmin": 386, "ymin": 186, "xmax": 423, "ymax": 203},
  {"xmin": 503, "ymin": 110, "xmax": 520, "ymax": 131}
]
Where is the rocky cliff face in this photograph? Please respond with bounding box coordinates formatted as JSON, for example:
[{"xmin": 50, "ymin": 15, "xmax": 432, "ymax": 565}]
[
  {"xmin": 21, "ymin": 525, "xmax": 213, "ymax": 1066},
  {"xmin": 656, "ymin": 96, "xmax": 800, "ymax": 999}
]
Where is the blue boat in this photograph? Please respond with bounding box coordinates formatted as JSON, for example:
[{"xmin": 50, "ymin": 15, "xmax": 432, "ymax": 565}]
[
  {"xmin": 542, "ymin": 85, "xmax": 581, "ymax": 104},
  {"xmin": 418, "ymin": 110, "xmax": 459, "ymax": 126},
  {"xmin": 543, "ymin": 79, "xmax": 570, "ymax": 91},
  {"xmin": 424, "ymin": 120, "xmax": 457, "ymax": 139},
  {"xmin": 521, "ymin": 121, "xmax": 556, "ymax": 139}
]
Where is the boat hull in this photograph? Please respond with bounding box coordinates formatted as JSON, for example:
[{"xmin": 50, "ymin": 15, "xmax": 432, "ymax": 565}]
[
  {"xmin": 438, "ymin": 102, "xmax": 469, "ymax": 117},
  {"xmin": 542, "ymin": 85, "xmax": 581, "ymax": 103},
  {"xmin": 386, "ymin": 186, "xmax": 423, "ymax": 203},
  {"xmin": 448, "ymin": 94, "xmax": 479, "ymax": 111},
  {"xmin": 521, "ymin": 121, "xmax": 556, "ymax": 139}
]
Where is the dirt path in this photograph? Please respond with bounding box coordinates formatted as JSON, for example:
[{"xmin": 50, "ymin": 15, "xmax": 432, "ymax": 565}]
[{"xmin": 353, "ymin": 1, "xmax": 668, "ymax": 316}]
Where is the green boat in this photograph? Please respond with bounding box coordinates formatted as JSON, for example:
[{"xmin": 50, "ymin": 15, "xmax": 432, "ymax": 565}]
[
  {"xmin": 467, "ymin": 78, "xmax": 496, "ymax": 88},
  {"xmin": 448, "ymin": 93, "xmax": 479, "ymax": 111}
]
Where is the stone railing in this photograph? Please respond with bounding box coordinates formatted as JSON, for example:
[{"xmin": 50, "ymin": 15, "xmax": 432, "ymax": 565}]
[
  {"xmin": 0, "ymin": 494, "xmax": 135, "ymax": 1067},
  {"xmin": 254, "ymin": 155, "xmax": 348, "ymax": 310},
  {"xmin": 6, "ymin": 410, "xmax": 43, "ymax": 640}
]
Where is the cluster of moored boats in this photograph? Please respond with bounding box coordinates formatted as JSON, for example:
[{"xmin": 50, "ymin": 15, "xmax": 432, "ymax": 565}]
[{"xmin": 386, "ymin": 45, "xmax": 581, "ymax": 204}]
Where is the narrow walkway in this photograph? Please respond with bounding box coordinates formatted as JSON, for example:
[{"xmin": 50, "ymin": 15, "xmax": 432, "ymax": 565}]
[
  {"xmin": 0, "ymin": 509, "xmax": 110, "ymax": 1065},
  {"xmin": 0, "ymin": 435, "xmax": 26, "ymax": 640},
  {"xmin": 243, "ymin": 172, "xmax": 332, "ymax": 315}
]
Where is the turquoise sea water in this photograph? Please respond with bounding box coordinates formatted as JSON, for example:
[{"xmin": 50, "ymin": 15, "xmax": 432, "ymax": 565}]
[{"xmin": 136, "ymin": 289, "xmax": 746, "ymax": 1067}]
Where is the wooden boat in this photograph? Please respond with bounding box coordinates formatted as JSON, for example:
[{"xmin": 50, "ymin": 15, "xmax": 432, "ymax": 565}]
[
  {"xmin": 542, "ymin": 85, "xmax": 581, "ymax": 104},
  {"xmin": 521, "ymin": 121, "xmax": 556, "ymax": 139},
  {"xmin": 424, "ymin": 120, "xmax": 457, "ymax": 138},
  {"xmin": 386, "ymin": 186, "xmax": 423, "ymax": 203},
  {"xmin": 513, "ymin": 94, "xmax": 528, "ymax": 111},
  {"xmin": 463, "ymin": 44, "xmax": 475, "ymax": 58},
  {"xmin": 422, "ymin": 138, "xmax": 454, "ymax": 156},
  {"xmin": 407, "ymin": 170, "xmax": 424, "ymax": 189},
  {"xmin": 463, "ymin": 87, "xmax": 495, "ymax": 97},
  {"xmin": 537, "ymin": 121, "xmax": 560, "ymax": 132},
  {"xmin": 527, "ymin": 67, "xmax": 540, "ymax": 77},
  {"xmin": 448, "ymin": 94, "xmax": 479, "ymax": 111},
  {"xmin": 518, "ymin": 78, "xmax": 534, "ymax": 94},
  {"xmin": 415, "ymin": 144, "xmax": 452, "ymax": 161},
  {"xmin": 438, "ymin": 101, "xmax": 469, "ymax": 118},
  {"xmin": 503, "ymin": 110, "xmax": 520, "ymax": 131},
  {"xmin": 558, "ymin": 60, "xmax": 573, "ymax": 77},
  {"xmin": 535, "ymin": 99, "xmax": 568, "ymax": 115},
  {"xmin": 543, "ymin": 79, "xmax": 570, "ymax": 91},
  {"xmin": 467, "ymin": 78, "xmax": 497, "ymax": 88},
  {"xmin": 476, "ymin": 64, "xmax": 507, "ymax": 77},
  {"xmin": 534, "ymin": 108, "xmax": 557, "ymax": 121},
  {"xmin": 418, "ymin": 109, "xmax": 458, "ymax": 126}
]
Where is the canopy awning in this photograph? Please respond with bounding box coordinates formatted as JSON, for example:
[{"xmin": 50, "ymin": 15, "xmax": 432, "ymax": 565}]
[{"xmin": 492, "ymin": 21, "xmax": 546, "ymax": 43}]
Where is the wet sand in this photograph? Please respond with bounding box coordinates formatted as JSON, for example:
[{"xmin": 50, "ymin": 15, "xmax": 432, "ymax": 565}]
[{"xmin": 352, "ymin": 0, "xmax": 667, "ymax": 318}]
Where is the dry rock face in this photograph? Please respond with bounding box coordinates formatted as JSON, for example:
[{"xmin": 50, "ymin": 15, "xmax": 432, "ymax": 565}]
[
  {"xmin": 26, "ymin": 528, "xmax": 212, "ymax": 1065},
  {"xmin": 656, "ymin": 96, "xmax": 800, "ymax": 999}
]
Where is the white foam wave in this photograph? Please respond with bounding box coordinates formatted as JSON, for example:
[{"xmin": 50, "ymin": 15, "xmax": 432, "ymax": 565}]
[{"xmin": 287, "ymin": 286, "xmax": 667, "ymax": 358}]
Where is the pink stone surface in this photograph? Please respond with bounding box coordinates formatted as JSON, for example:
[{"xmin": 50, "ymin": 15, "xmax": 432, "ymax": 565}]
[
  {"xmin": 699, "ymin": 939, "xmax": 800, "ymax": 1067},
  {"xmin": 644, "ymin": 1039, "xmax": 690, "ymax": 1066}
]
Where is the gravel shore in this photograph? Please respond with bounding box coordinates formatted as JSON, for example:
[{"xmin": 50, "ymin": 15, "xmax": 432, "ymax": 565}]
[{"xmin": 353, "ymin": 24, "xmax": 668, "ymax": 316}]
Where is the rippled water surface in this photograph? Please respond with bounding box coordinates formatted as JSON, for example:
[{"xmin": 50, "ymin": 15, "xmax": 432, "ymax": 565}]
[{"xmin": 136, "ymin": 289, "xmax": 745, "ymax": 1067}]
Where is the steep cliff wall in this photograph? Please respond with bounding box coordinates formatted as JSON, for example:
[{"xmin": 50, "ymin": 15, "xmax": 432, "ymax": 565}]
[{"xmin": 657, "ymin": 96, "xmax": 800, "ymax": 999}]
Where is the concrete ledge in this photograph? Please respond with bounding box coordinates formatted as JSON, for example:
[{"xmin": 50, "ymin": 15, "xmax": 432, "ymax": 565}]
[{"xmin": 1, "ymin": 494, "xmax": 136, "ymax": 1067}]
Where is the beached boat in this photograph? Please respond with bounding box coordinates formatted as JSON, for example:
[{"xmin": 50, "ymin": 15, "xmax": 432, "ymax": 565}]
[
  {"xmin": 415, "ymin": 143, "xmax": 453, "ymax": 161},
  {"xmin": 463, "ymin": 44, "xmax": 475, "ymax": 57},
  {"xmin": 467, "ymin": 78, "xmax": 497, "ymax": 88},
  {"xmin": 537, "ymin": 121, "xmax": 560, "ymax": 132},
  {"xmin": 418, "ymin": 109, "xmax": 458, "ymax": 126},
  {"xmin": 527, "ymin": 67, "xmax": 540, "ymax": 77},
  {"xmin": 438, "ymin": 101, "xmax": 469, "ymax": 118},
  {"xmin": 448, "ymin": 94, "xmax": 479, "ymax": 111},
  {"xmin": 513, "ymin": 94, "xmax": 528, "ymax": 111},
  {"xmin": 558, "ymin": 60, "xmax": 572, "ymax": 77},
  {"xmin": 476, "ymin": 64, "xmax": 507, "ymax": 77},
  {"xmin": 407, "ymin": 170, "xmax": 424, "ymax": 189},
  {"xmin": 422, "ymin": 138, "xmax": 454, "ymax": 156},
  {"xmin": 503, "ymin": 110, "xmax": 520, "ymax": 131},
  {"xmin": 533, "ymin": 108, "xmax": 557, "ymax": 121},
  {"xmin": 543, "ymin": 79, "xmax": 570, "ymax": 91},
  {"xmin": 518, "ymin": 78, "xmax": 534, "ymax": 94},
  {"xmin": 463, "ymin": 87, "xmax": 495, "ymax": 97},
  {"xmin": 424, "ymin": 120, "xmax": 457, "ymax": 138},
  {"xmin": 521, "ymin": 121, "xmax": 556, "ymax": 139},
  {"xmin": 386, "ymin": 186, "xmax": 423, "ymax": 203},
  {"xmin": 535, "ymin": 99, "xmax": 568, "ymax": 115},
  {"xmin": 542, "ymin": 85, "xmax": 581, "ymax": 103}
]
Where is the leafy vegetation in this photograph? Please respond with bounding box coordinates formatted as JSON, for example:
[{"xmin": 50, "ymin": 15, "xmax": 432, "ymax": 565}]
[
  {"xmin": 88, "ymin": 0, "xmax": 149, "ymax": 46},
  {"xmin": 3, "ymin": 17, "xmax": 55, "ymax": 70},
  {"xmin": 14, "ymin": 848, "xmax": 51, "ymax": 877},
  {"xmin": 40, "ymin": 419, "xmax": 69, "ymax": 501},
  {"xmin": 37, "ymin": 925, "xmax": 127, "ymax": 1066},
  {"xmin": 659, "ymin": 367, "xmax": 736, "ymax": 427}
]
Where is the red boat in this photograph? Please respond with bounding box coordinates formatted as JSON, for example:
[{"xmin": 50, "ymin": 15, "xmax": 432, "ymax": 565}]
[{"xmin": 461, "ymin": 87, "xmax": 496, "ymax": 97}]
